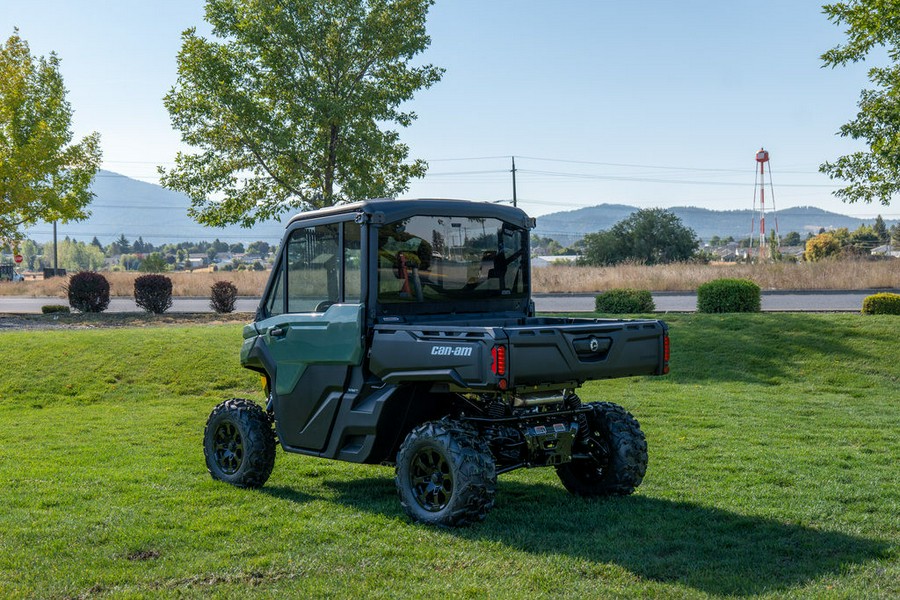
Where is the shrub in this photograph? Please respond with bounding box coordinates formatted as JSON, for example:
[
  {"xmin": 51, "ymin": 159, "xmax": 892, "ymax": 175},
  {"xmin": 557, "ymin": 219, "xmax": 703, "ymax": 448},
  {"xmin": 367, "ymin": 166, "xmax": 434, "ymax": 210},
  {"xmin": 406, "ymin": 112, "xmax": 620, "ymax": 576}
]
[
  {"xmin": 862, "ymin": 292, "xmax": 900, "ymax": 315},
  {"xmin": 41, "ymin": 304, "xmax": 70, "ymax": 314},
  {"xmin": 134, "ymin": 274, "xmax": 173, "ymax": 314},
  {"xmin": 595, "ymin": 288, "xmax": 655, "ymax": 313},
  {"xmin": 697, "ymin": 278, "xmax": 761, "ymax": 313},
  {"xmin": 209, "ymin": 280, "xmax": 238, "ymax": 313},
  {"xmin": 65, "ymin": 271, "xmax": 110, "ymax": 313}
]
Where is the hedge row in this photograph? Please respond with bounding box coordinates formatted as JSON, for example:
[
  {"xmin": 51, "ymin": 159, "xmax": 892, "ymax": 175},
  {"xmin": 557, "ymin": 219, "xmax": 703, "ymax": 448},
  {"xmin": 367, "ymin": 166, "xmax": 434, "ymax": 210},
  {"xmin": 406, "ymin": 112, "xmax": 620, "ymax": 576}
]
[{"xmin": 64, "ymin": 272, "xmax": 238, "ymax": 315}]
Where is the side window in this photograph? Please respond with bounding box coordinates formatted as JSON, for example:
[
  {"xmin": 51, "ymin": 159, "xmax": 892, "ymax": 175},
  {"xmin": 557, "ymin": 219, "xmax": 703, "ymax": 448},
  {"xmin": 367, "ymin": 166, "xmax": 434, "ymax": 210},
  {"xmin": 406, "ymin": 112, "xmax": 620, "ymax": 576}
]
[
  {"xmin": 287, "ymin": 223, "xmax": 340, "ymax": 312},
  {"xmin": 265, "ymin": 260, "xmax": 285, "ymax": 316},
  {"xmin": 344, "ymin": 222, "xmax": 362, "ymax": 303}
]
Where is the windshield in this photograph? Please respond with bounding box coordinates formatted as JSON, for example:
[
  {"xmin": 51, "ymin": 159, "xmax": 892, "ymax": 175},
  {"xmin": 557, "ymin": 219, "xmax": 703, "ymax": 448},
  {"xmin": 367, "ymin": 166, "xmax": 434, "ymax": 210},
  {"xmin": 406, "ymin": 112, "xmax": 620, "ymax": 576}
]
[{"xmin": 377, "ymin": 215, "xmax": 527, "ymax": 308}]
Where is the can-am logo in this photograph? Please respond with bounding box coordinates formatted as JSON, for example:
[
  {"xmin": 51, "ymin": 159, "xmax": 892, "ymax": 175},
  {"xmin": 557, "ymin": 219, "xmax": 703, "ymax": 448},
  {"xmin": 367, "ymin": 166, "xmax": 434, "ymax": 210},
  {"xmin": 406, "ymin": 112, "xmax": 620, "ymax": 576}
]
[{"xmin": 431, "ymin": 345, "xmax": 473, "ymax": 357}]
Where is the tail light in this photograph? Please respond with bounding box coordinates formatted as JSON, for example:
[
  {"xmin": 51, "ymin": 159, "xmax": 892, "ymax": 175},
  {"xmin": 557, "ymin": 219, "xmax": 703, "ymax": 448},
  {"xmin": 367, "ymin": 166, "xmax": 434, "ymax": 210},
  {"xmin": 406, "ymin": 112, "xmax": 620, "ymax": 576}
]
[
  {"xmin": 663, "ymin": 334, "xmax": 670, "ymax": 374},
  {"xmin": 491, "ymin": 345, "xmax": 507, "ymax": 376}
]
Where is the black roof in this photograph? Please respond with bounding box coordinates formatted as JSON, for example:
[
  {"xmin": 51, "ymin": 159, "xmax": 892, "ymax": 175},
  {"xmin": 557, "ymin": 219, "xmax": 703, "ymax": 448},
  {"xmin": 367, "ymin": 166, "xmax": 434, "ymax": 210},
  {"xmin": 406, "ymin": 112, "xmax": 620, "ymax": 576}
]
[{"xmin": 286, "ymin": 198, "xmax": 533, "ymax": 229}]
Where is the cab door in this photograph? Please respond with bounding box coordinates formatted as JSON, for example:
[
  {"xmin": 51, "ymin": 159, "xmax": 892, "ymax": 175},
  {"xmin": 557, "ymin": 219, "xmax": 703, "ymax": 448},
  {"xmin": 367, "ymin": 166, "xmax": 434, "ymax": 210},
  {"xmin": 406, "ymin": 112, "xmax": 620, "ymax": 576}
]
[{"xmin": 257, "ymin": 220, "xmax": 364, "ymax": 451}]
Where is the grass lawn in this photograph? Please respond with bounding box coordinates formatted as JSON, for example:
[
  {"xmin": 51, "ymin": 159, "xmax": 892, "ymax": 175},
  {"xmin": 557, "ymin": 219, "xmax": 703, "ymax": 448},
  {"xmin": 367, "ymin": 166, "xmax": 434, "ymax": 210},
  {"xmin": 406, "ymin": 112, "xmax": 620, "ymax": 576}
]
[{"xmin": 0, "ymin": 314, "xmax": 897, "ymax": 598}]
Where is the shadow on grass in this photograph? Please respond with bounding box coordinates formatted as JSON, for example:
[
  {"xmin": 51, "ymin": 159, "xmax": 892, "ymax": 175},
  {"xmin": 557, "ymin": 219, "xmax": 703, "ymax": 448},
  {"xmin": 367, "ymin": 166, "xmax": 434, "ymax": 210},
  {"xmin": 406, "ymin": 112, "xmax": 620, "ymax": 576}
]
[
  {"xmin": 304, "ymin": 477, "xmax": 889, "ymax": 597},
  {"xmin": 667, "ymin": 313, "xmax": 886, "ymax": 385}
]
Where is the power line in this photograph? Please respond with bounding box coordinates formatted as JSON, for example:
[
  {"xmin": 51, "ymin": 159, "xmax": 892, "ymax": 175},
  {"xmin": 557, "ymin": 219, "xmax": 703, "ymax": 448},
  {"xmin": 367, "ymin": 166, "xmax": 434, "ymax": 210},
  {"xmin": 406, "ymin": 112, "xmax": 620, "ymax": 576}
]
[
  {"xmin": 423, "ymin": 155, "xmax": 510, "ymax": 162},
  {"xmin": 516, "ymin": 169, "xmax": 841, "ymax": 188},
  {"xmin": 101, "ymin": 154, "xmax": 824, "ymax": 175},
  {"xmin": 514, "ymin": 154, "xmax": 822, "ymax": 175},
  {"xmin": 423, "ymin": 169, "xmax": 508, "ymax": 177}
]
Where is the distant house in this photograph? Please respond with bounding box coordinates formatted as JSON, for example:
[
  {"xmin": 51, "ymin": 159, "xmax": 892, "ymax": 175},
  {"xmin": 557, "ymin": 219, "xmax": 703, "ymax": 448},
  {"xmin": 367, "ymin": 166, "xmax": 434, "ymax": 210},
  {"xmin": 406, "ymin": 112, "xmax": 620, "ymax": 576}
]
[
  {"xmin": 871, "ymin": 244, "xmax": 900, "ymax": 258},
  {"xmin": 532, "ymin": 255, "xmax": 580, "ymax": 268},
  {"xmin": 712, "ymin": 242, "xmax": 740, "ymax": 262},
  {"xmin": 780, "ymin": 246, "xmax": 806, "ymax": 260},
  {"xmin": 186, "ymin": 254, "xmax": 208, "ymax": 269}
]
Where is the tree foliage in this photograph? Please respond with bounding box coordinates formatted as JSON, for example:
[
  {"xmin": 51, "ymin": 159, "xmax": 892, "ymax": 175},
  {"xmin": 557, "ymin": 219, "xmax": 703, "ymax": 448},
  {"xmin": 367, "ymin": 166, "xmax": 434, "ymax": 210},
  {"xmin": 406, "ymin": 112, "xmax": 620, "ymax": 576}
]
[
  {"xmin": 0, "ymin": 30, "xmax": 102, "ymax": 243},
  {"xmin": 873, "ymin": 214, "xmax": 889, "ymax": 242},
  {"xmin": 579, "ymin": 208, "xmax": 699, "ymax": 266},
  {"xmin": 44, "ymin": 237, "xmax": 106, "ymax": 271},
  {"xmin": 820, "ymin": 0, "xmax": 900, "ymax": 206},
  {"xmin": 139, "ymin": 252, "xmax": 169, "ymax": 273},
  {"xmin": 160, "ymin": 0, "xmax": 443, "ymax": 227},
  {"xmin": 804, "ymin": 231, "xmax": 839, "ymax": 261}
]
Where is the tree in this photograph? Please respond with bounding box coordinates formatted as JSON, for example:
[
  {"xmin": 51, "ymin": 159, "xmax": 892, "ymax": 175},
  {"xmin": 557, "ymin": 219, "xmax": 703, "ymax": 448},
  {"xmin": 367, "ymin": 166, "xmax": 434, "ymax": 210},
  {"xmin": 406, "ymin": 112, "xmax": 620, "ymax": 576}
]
[
  {"xmin": 891, "ymin": 223, "xmax": 900, "ymax": 245},
  {"xmin": 132, "ymin": 236, "xmax": 151, "ymax": 254},
  {"xmin": 578, "ymin": 230, "xmax": 620, "ymax": 266},
  {"xmin": 820, "ymin": 0, "xmax": 900, "ymax": 206},
  {"xmin": 43, "ymin": 237, "xmax": 105, "ymax": 271},
  {"xmin": 846, "ymin": 223, "xmax": 881, "ymax": 255},
  {"xmin": 18, "ymin": 238, "xmax": 40, "ymax": 269},
  {"xmin": 119, "ymin": 253, "xmax": 141, "ymax": 271},
  {"xmin": 160, "ymin": 0, "xmax": 443, "ymax": 227},
  {"xmin": 768, "ymin": 229, "xmax": 783, "ymax": 262},
  {"xmin": 110, "ymin": 234, "xmax": 130, "ymax": 255},
  {"xmin": 247, "ymin": 240, "xmax": 270, "ymax": 257},
  {"xmin": 579, "ymin": 208, "xmax": 699, "ymax": 266},
  {"xmin": 804, "ymin": 232, "xmax": 842, "ymax": 261},
  {"xmin": 0, "ymin": 30, "xmax": 102, "ymax": 243},
  {"xmin": 782, "ymin": 231, "xmax": 802, "ymax": 246},
  {"xmin": 139, "ymin": 252, "xmax": 169, "ymax": 273},
  {"xmin": 873, "ymin": 215, "xmax": 889, "ymax": 243}
]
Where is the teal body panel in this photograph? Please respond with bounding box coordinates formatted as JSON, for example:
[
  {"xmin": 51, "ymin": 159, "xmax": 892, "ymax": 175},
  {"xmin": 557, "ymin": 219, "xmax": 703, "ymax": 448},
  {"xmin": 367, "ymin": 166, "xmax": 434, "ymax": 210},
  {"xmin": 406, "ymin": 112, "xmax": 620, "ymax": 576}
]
[
  {"xmin": 250, "ymin": 304, "xmax": 364, "ymax": 396},
  {"xmin": 240, "ymin": 323, "xmax": 259, "ymax": 367}
]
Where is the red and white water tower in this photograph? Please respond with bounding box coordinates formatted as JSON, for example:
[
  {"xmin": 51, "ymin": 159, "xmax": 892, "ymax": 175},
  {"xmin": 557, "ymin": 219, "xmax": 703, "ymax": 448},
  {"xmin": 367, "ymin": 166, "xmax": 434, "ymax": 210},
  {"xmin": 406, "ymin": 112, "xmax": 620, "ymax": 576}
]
[{"xmin": 749, "ymin": 147, "xmax": 779, "ymax": 261}]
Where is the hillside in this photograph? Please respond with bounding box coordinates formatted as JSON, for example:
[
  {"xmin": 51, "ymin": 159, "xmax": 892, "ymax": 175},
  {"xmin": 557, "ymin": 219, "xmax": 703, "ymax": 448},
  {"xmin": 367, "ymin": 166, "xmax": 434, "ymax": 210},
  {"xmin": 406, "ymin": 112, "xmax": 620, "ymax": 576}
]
[
  {"xmin": 534, "ymin": 204, "xmax": 897, "ymax": 245},
  {"xmin": 23, "ymin": 171, "xmax": 289, "ymax": 245},
  {"xmin": 21, "ymin": 172, "xmax": 896, "ymax": 246}
]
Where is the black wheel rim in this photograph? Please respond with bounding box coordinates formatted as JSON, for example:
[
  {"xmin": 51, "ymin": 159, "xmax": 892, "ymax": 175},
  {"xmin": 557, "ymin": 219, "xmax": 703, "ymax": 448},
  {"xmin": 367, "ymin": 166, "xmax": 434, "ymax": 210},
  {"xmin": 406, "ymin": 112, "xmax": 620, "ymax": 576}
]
[
  {"xmin": 213, "ymin": 421, "xmax": 244, "ymax": 475},
  {"xmin": 576, "ymin": 427, "xmax": 611, "ymax": 480},
  {"xmin": 410, "ymin": 447, "xmax": 453, "ymax": 512}
]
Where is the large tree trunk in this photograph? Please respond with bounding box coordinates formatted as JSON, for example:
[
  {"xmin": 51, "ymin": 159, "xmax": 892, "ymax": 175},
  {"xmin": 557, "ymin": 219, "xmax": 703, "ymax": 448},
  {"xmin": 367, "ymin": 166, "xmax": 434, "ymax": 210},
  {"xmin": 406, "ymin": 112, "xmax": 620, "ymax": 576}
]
[{"xmin": 324, "ymin": 124, "xmax": 339, "ymax": 204}]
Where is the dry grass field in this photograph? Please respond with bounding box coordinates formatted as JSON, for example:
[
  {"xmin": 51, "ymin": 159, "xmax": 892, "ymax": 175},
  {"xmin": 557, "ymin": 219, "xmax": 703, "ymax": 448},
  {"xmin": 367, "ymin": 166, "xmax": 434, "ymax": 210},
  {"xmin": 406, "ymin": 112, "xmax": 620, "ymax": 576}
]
[
  {"xmin": 0, "ymin": 260, "xmax": 897, "ymax": 298},
  {"xmin": 0, "ymin": 270, "xmax": 270, "ymax": 298},
  {"xmin": 532, "ymin": 260, "xmax": 900, "ymax": 292}
]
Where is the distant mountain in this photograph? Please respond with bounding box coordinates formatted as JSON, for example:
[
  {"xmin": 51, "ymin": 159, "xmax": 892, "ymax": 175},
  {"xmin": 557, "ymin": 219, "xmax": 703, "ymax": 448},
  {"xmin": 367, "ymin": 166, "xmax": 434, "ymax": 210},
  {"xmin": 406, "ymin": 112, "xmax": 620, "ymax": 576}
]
[
  {"xmin": 534, "ymin": 204, "xmax": 898, "ymax": 246},
  {"xmin": 24, "ymin": 170, "xmax": 289, "ymax": 245},
  {"xmin": 21, "ymin": 172, "xmax": 896, "ymax": 247}
]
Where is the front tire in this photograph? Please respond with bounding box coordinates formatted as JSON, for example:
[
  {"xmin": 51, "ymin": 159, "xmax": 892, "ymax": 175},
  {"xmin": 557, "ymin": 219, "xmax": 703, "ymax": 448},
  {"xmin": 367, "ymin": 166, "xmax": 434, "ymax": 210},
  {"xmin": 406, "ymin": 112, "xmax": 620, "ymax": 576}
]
[
  {"xmin": 395, "ymin": 418, "xmax": 496, "ymax": 527},
  {"xmin": 556, "ymin": 401, "xmax": 647, "ymax": 496},
  {"xmin": 203, "ymin": 398, "xmax": 276, "ymax": 488}
]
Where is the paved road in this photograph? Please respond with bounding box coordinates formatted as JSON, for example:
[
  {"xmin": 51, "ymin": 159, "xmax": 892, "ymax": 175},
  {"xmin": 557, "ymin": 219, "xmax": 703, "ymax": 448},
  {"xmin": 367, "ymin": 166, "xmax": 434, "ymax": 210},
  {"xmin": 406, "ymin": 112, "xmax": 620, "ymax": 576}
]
[
  {"xmin": 0, "ymin": 290, "xmax": 890, "ymax": 314},
  {"xmin": 536, "ymin": 291, "xmax": 886, "ymax": 312}
]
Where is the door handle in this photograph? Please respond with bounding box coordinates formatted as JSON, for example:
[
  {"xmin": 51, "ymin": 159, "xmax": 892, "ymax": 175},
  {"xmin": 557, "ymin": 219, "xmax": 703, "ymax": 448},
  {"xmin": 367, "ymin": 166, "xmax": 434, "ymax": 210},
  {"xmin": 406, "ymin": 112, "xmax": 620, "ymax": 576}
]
[{"xmin": 269, "ymin": 326, "xmax": 286, "ymax": 338}]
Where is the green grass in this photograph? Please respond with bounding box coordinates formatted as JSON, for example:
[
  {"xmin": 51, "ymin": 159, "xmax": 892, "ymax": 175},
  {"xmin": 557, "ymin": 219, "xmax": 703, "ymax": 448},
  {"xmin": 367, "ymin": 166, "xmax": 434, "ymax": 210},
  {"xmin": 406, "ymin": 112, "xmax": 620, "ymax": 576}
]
[{"xmin": 0, "ymin": 314, "xmax": 897, "ymax": 598}]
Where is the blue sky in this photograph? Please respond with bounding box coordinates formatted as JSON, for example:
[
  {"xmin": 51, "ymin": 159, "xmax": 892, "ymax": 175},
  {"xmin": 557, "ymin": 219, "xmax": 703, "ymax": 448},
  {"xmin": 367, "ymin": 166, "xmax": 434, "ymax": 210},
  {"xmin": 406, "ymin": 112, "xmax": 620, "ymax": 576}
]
[{"xmin": 2, "ymin": 0, "xmax": 894, "ymax": 220}]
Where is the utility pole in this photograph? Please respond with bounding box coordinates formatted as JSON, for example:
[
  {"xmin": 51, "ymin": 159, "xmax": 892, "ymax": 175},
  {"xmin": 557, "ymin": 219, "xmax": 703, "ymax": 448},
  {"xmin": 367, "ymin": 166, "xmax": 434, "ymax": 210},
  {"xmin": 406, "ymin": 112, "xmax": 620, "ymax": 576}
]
[
  {"xmin": 511, "ymin": 156, "xmax": 518, "ymax": 208},
  {"xmin": 53, "ymin": 220, "xmax": 58, "ymax": 276}
]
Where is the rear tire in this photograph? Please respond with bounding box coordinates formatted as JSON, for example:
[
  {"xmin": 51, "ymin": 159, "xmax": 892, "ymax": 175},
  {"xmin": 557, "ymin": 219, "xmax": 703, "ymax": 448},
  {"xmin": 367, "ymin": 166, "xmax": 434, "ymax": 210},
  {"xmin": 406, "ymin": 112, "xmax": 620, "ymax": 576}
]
[
  {"xmin": 203, "ymin": 398, "xmax": 276, "ymax": 488},
  {"xmin": 395, "ymin": 418, "xmax": 496, "ymax": 527},
  {"xmin": 556, "ymin": 401, "xmax": 647, "ymax": 496}
]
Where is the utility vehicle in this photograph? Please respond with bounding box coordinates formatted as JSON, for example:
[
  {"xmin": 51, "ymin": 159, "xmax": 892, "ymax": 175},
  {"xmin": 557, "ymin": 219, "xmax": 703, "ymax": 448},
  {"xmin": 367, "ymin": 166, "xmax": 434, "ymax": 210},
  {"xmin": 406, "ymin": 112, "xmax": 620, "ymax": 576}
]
[{"xmin": 204, "ymin": 199, "xmax": 669, "ymax": 526}]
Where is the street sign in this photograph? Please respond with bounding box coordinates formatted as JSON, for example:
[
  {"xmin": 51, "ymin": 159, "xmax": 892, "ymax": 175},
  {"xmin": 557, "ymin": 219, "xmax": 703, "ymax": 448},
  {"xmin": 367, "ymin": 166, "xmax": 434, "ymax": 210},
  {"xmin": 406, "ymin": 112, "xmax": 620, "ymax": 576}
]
[{"xmin": 14, "ymin": 254, "xmax": 23, "ymax": 264}]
